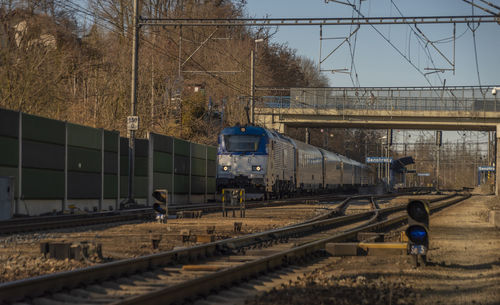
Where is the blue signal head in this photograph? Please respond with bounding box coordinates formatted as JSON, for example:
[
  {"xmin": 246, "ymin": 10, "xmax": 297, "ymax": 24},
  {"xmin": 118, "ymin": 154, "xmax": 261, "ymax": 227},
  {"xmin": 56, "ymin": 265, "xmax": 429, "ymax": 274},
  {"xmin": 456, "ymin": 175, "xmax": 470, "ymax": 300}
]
[{"xmin": 406, "ymin": 225, "xmax": 428, "ymax": 244}]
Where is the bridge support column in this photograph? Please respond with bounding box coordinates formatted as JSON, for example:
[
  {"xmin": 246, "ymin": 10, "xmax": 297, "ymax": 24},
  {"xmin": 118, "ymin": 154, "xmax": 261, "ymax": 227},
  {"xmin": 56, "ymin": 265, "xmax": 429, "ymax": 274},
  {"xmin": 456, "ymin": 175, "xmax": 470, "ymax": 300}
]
[{"xmin": 496, "ymin": 125, "xmax": 500, "ymax": 195}]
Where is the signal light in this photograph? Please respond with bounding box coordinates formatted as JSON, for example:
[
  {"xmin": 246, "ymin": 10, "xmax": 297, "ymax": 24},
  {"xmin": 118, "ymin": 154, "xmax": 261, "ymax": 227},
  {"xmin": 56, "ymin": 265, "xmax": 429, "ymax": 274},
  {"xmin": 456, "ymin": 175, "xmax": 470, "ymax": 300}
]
[
  {"xmin": 252, "ymin": 165, "xmax": 262, "ymax": 171},
  {"xmin": 406, "ymin": 199, "xmax": 430, "ymax": 264},
  {"xmin": 152, "ymin": 189, "xmax": 168, "ymax": 203},
  {"xmin": 406, "ymin": 199, "xmax": 430, "ymax": 246},
  {"xmin": 407, "ymin": 226, "xmax": 428, "ymax": 244}
]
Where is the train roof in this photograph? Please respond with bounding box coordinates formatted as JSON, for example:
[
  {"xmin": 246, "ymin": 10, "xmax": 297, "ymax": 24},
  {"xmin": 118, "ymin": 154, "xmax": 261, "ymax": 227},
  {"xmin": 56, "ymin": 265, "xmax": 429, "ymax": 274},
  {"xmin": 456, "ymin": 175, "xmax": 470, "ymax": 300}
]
[
  {"xmin": 220, "ymin": 125, "xmax": 271, "ymax": 136},
  {"xmin": 219, "ymin": 125, "xmax": 367, "ymax": 166}
]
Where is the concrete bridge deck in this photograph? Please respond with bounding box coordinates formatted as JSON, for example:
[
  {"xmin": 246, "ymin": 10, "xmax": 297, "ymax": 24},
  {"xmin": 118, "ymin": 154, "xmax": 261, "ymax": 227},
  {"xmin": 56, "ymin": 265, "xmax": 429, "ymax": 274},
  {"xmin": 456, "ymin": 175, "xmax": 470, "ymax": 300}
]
[{"xmin": 254, "ymin": 86, "xmax": 499, "ymax": 132}]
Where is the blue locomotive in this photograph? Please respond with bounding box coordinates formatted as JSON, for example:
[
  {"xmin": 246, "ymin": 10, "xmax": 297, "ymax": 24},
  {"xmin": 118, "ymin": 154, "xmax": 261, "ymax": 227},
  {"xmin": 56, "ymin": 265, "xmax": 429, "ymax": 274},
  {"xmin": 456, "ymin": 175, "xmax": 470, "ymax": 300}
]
[{"xmin": 216, "ymin": 125, "xmax": 374, "ymax": 199}]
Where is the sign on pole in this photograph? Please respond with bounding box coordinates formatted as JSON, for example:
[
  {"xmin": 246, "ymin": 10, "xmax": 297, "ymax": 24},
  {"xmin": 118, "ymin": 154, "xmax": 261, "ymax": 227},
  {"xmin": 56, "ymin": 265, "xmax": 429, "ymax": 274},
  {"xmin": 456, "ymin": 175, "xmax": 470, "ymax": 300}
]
[
  {"xmin": 365, "ymin": 156, "xmax": 393, "ymax": 164},
  {"xmin": 417, "ymin": 173, "xmax": 430, "ymax": 177},
  {"xmin": 478, "ymin": 166, "xmax": 495, "ymax": 171},
  {"xmin": 127, "ymin": 116, "xmax": 139, "ymax": 131}
]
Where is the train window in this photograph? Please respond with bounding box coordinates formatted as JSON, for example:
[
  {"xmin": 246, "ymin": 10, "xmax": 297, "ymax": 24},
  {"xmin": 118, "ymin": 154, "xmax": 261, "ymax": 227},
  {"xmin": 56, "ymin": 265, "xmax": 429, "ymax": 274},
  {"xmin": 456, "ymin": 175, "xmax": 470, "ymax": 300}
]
[{"xmin": 224, "ymin": 135, "xmax": 261, "ymax": 152}]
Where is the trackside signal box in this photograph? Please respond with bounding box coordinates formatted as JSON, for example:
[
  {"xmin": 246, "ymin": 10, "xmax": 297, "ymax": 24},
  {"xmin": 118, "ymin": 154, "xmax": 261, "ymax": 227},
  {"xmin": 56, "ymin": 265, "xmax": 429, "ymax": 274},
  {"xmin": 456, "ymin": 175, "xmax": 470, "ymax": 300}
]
[{"xmin": 406, "ymin": 199, "xmax": 430, "ymax": 266}]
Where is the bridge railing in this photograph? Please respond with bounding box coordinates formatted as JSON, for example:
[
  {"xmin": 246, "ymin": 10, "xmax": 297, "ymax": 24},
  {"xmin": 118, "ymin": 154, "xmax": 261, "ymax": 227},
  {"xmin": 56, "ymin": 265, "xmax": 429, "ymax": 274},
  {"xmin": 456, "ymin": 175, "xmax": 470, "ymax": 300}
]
[{"xmin": 259, "ymin": 86, "xmax": 499, "ymax": 113}]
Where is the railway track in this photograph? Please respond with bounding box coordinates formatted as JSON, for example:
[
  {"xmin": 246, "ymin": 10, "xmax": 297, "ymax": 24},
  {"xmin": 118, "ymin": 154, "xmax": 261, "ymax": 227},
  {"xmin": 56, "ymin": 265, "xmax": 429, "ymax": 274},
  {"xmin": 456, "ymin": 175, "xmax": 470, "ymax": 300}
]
[
  {"xmin": 0, "ymin": 191, "xmax": 421, "ymax": 235},
  {"xmin": 0, "ymin": 192, "xmax": 467, "ymax": 305}
]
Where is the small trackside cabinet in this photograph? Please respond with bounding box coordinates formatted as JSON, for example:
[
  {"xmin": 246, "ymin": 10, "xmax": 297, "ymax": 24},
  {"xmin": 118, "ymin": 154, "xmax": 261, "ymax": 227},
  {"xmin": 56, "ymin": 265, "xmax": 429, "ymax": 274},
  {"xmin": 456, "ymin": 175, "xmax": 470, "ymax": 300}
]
[{"xmin": 0, "ymin": 176, "xmax": 14, "ymax": 220}]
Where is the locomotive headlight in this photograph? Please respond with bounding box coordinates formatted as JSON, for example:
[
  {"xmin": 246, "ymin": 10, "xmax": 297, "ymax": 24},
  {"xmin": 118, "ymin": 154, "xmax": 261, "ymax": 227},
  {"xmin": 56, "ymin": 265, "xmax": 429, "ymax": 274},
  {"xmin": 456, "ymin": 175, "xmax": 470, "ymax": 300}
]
[
  {"xmin": 252, "ymin": 165, "xmax": 262, "ymax": 171},
  {"xmin": 222, "ymin": 165, "xmax": 231, "ymax": 171}
]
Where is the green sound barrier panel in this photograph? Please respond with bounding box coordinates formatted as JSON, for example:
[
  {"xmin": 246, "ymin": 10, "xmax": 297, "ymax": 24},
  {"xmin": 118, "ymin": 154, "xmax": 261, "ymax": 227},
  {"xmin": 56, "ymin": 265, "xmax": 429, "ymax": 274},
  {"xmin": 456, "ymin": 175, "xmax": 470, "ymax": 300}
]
[
  {"xmin": 207, "ymin": 160, "xmax": 216, "ymax": 177},
  {"xmin": 207, "ymin": 177, "xmax": 216, "ymax": 193},
  {"xmin": 153, "ymin": 172, "xmax": 172, "ymax": 191},
  {"xmin": 174, "ymin": 139, "xmax": 190, "ymax": 157},
  {"xmin": 191, "ymin": 158, "xmax": 206, "ymax": 177},
  {"xmin": 191, "ymin": 176, "xmax": 206, "ymax": 194},
  {"xmin": 174, "ymin": 175, "xmax": 189, "ymax": 194},
  {"xmin": 153, "ymin": 134, "xmax": 173, "ymax": 153},
  {"xmin": 22, "ymin": 140, "xmax": 64, "ymax": 170},
  {"xmin": 104, "ymin": 152, "xmax": 118, "ymax": 174},
  {"xmin": 153, "ymin": 151, "xmax": 172, "ymax": 174},
  {"xmin": 174, "ymin": 155, "xmax": 189, "ymax": 175},
  {"xmin": 120, "ymin": 138, "xmax": 129, "ymax": 156},
  {"xmin": 0, "ymin": 108, "xmax": 19, "ymax": 138},
  {"xmin": 22, "ymin": 114, "xmax": 65, "ymax": 145},
  {"xmin": 68, "ymin": 171, "xmax": 101, "ymax": 199},
  {"xmin": 67, "ymin": 124, "xmax": 101, "ymax": 150},
  {"xmin": 67, "ymin": 147, "xmax": 101, "ymax": 173},
  {"xmin": 136, "ymin": 139, "xmax": 149, "ymax": 157},
  {"xmin": 104, "ymin": 131, "xmax": 119, "ymax": 152},
  {"xmin": 135, "ymin": 176, "xmax": 148, "ymax": 197},
  {"xmin": 120, "ymin": 176, "xmax": 148, "ymax": 198},
  {"xmin": 135, "ymin": 157, "xmax": 148, "ymax": 177},
  {"xmin": 120, "ymin": 154, "xmax": 129, "ymax": 174},
  {"xmin": 0, "ymin": 136, "xmax": 18, "ymax": 167},
  {"xmin": 22, "ymin": 168, "xmax": 64, "ymax": 199},
  {"xmin": 207, "ymin": 147, "xmax": 217, "ymax": 161},
  {"xmin": 104, "ymin": 175, "xmax": 118, "ymax": 198},
  {"xmin": 191, "ymin": 143, "xmax": 206, "ymax": 159}
]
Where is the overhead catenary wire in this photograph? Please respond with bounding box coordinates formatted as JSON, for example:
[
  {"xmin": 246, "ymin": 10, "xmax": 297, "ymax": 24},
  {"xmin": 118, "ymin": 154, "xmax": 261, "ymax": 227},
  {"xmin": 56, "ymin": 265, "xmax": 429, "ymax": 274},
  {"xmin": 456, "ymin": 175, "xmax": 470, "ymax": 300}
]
[
  {"xmin": 339, "ymin": 0, "xmax": 443, "ymax": 92},
  {"xmin": 389, "ymin": 0, "xmax": 445, "ymax": 87},
  {"xmin": 467, "ymin": 1, "xmax": 485, "ymax": 95}
]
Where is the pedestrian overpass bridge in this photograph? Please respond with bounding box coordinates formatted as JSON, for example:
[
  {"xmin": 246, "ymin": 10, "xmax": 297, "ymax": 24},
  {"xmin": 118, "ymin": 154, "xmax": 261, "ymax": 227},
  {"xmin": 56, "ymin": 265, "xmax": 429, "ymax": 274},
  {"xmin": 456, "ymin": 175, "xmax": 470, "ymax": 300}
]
[
  {"xmin": 253, "ymin": 85, "xmax": 500, "ymax": 193},
  {"xmin": 255, "ymin": 86, "xmax": 500, "ymax": 132}
]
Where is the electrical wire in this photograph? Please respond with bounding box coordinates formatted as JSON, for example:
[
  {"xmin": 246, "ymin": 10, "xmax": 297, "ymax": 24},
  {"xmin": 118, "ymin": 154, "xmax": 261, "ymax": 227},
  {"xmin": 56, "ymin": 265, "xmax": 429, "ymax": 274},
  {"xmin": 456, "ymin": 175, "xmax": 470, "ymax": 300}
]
[
  {"xmin": 347, "ymin": 0, "xmax": 361, "ymax": 87},
  {"xmin": 389, "ymin": 0, "xmax": 445, "ymax": 87},
  {"xmin": 57, "ymin": 0, "xmax": 251, "ymax": 96},
  {"xmin": 340, "ymin": 0, "xmax": 442, "ymax": 92},
  {"xmin": 468, "ymin": 1, "xmax": 484, "ymax": 93}
]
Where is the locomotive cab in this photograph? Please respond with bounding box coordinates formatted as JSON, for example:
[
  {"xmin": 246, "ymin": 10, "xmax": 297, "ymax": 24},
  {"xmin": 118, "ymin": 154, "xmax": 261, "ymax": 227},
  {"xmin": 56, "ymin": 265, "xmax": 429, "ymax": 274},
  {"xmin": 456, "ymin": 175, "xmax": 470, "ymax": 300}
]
[{"xmin": 216, "ymin": 126, "xmax": 269, "ymax": 193}]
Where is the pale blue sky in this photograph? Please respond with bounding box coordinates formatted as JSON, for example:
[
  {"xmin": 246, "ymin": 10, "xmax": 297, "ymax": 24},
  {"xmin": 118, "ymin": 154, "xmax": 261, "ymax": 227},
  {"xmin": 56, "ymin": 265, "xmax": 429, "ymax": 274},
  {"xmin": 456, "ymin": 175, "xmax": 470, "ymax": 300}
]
[{"xmin": 245, "ymin": 0, "xmax": 500, "ymax": 87}]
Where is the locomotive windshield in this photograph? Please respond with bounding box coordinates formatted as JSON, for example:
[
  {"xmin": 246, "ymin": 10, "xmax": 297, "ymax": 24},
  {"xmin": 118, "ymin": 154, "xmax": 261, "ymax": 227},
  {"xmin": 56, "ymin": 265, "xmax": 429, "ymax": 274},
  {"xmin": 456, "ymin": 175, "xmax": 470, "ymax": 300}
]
[{"xmin": 224, "ymin": 135, "xmax": 261, "ymax": 152}]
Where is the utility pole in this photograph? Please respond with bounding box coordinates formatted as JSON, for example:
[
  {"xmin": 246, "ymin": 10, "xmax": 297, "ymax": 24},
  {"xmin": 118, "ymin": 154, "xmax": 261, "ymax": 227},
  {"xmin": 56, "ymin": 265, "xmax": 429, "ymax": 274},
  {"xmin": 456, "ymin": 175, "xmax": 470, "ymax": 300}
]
[
  {"xmin": 387, "ymin": 129, "xmax": 391, "ymax": 187},
  {"xmin": 436, "ymin": 131, "xmax": 442, "ymax": 191},
  {"xmin": 124, "ymin": 0, "xmax": 140, "ymax": 205},
  {"xmin": 250, "ymin": 49, "xmax": 255, "ymax": 125}
]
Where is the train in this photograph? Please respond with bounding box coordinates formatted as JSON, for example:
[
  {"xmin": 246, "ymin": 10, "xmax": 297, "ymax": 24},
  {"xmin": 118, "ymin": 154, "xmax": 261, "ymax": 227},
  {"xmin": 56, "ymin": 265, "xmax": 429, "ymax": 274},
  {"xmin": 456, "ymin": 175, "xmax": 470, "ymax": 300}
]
[{"xmin": 216, "ymin": 125, "xmax": 375, "ymax": 199}]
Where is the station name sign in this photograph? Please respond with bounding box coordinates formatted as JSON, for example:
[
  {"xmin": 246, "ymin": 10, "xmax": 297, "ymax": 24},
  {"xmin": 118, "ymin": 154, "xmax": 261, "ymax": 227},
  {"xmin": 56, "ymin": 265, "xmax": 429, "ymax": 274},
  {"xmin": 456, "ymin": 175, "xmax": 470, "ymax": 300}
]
[
  {"xmin": 365, "ymin": 157, "xmax": 393, "ymax": 164},
  {"xmin": 417, "ymin": 173, "xmax": 430, "ymax": 177},
  {"xmin": 478, "ymin": 166, "xmax": 495, "ymax": 171}
]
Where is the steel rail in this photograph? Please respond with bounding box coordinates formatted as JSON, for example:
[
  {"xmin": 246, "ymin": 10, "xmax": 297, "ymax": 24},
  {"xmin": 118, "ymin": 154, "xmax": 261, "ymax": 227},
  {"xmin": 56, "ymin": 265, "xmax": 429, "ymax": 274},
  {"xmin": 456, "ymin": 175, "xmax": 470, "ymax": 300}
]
[
  {"xmin": 112, "ymin": 193, "xmax": 471, "ymax": 305},
  {"xmin": 139, "ymin": 15, "xmax": 500, "ymax": 27},
  {"xmin": 0, "ymin": 194, "xmax": 341, "ymax": 234},
  {"xmin": 0, "ymin": 192, "xmax": 398, "ymax": 235},
  {"xmin": 0, "ymin": 192, "xmax": 457, "ymax": 303}
]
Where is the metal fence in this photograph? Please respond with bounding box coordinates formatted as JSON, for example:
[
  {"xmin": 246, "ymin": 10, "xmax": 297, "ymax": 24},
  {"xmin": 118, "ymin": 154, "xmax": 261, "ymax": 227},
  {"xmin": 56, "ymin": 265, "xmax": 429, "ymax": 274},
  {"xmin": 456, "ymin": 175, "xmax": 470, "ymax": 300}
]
[{"xmin": 260, "ymin": 86, "xmax": 499, "ymax": 112}]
